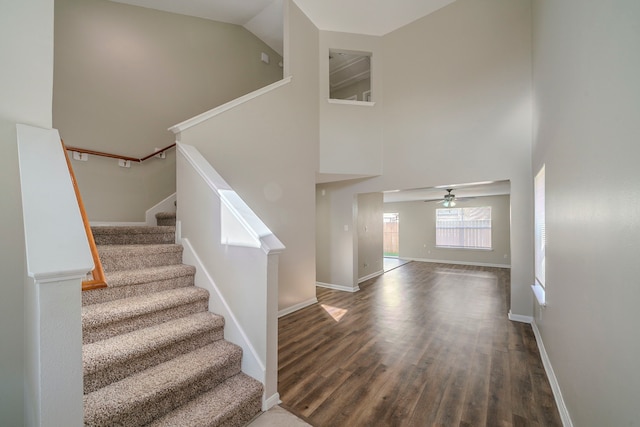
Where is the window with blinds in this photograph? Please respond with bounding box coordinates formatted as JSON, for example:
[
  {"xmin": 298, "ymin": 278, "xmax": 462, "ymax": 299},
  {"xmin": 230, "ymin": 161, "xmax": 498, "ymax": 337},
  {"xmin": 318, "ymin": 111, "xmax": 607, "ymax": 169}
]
[
  {"xmin": 435, "ymin": 207, "xmax": 492, "ymax": 249},
  {"xmin": 534, "ymin": 165, "xmax": 546, "ymax": 288}
]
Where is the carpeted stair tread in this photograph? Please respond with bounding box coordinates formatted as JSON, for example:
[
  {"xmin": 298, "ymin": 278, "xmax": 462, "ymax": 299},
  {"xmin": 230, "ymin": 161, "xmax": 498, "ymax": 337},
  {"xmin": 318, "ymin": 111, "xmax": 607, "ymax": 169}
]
[
  {"xmin": 83, "ymin": 312, "xmax": 225, "ymax": 393},
  {"xmin": 105, "ymin": 264, "xmax": 196, "ymax": 288},
  {"xmin": 83, "ymin": 264, "xmax": 196, "ymax": 306},
  {"xmin": 83, "ymin": 219, "xmax": 260, "ymax": 426},
  {"xmin": 82, "ymin": 287, "xmax": 209, "ymax": 344},
  {"xmin": 147, "ymin": 372, "xmax": 263, "ymax": 427},
  {"xmin": 84, "ymin": 311, "xmax": 225, "ymax": 374},
  {"xmin": 92, "ymin": 225, "xmax": 176, "ymax": 245},
  {"xmin": 83, "ymin": 286, "xmax": 208, "ymax": 328},
  {"xmin": 156, "ymin": 211, "xmax": 177, "ymax": 226},
  {"xmin": 83, "ymin": 341, "xmax": 243, "ymax": 427},
  {"xmin": 97, "ymin": 244, "xmax": 183, "ymax": 272}
]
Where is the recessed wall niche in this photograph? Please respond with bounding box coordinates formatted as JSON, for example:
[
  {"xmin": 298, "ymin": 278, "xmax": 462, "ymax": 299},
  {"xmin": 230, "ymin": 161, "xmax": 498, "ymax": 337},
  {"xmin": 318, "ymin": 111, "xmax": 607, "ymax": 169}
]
[{"xmin": 329, "ymin": 49, "xmax": 372, "ymax": 102}]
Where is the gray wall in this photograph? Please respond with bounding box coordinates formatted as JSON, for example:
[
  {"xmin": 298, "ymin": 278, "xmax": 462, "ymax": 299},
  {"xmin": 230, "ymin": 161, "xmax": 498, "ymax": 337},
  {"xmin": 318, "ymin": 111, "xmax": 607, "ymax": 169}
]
[
  {"xmin": 0, "ymin": 0, "xmax": 53, "ymax": 424},
  {"xmin": 316, "ymin": 0, "xmax": 533, "ymax": 316},
  {"xmin": 54, "ymin": 0, "xmax": 283, "ymax": 221},
  {"xmin": 178, "ymin": 1, "xmax": 319, "ymax": 311},
  {"xmin": 357, "ymin": 192, "xmax": 384, "ymax": 280},
  {"xmin": 319, "ymin": 31, "xmax": 384, "ymax": 177},
  {"xmin": 385, "ymin": 195, "xmax": 511, "ymax": 267},
  {"xmin": 532, "ymin": 0, "xmax": 640, "ymax": 425}
]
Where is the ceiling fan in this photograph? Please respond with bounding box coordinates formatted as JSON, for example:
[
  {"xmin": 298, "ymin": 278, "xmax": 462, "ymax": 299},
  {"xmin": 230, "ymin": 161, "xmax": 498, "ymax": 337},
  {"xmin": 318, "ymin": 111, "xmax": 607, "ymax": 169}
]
[
  {"xmin": 438, "ymin": 189, "xmax": 457, "ymax": 207},
  {"xmin": 436, "ymin": 189, "xmax": 472, "ymax": 208}
]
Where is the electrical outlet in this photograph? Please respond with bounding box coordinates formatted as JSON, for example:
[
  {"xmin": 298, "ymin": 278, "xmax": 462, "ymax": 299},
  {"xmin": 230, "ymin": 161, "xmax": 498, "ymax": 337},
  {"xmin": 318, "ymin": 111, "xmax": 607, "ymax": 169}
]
[{"xmin": 72, "ymin": 151, "xmax": 88, "ymax": 161}]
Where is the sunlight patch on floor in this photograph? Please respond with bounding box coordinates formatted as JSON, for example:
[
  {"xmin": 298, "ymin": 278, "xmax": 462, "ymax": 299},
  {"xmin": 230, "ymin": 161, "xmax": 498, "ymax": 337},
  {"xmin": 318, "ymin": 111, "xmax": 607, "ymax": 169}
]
[{"xmin": 321, "ymin": 304, "xmax": 348, "ymax": 322}]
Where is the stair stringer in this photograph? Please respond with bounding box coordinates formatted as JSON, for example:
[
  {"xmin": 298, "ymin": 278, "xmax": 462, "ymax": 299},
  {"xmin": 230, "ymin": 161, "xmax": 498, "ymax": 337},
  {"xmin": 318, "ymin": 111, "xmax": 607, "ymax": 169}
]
[{"xmin": 176, "ymin": 143, "xmax": 284, "ymax": 411}]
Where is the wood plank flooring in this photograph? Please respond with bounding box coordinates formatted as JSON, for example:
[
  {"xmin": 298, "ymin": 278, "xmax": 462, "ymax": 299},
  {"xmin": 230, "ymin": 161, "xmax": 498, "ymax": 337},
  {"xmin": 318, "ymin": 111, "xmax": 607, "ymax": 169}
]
[{"xmin": 278, "ymin": 262, "xmax": 562, "ymax": 427}]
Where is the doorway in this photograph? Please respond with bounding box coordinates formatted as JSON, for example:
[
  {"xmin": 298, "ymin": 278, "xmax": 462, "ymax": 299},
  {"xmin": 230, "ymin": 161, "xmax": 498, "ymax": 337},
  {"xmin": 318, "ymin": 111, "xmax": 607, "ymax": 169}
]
[{"xmin": 383, "ymin": 212, "xmax": 399, "ymax": 257}]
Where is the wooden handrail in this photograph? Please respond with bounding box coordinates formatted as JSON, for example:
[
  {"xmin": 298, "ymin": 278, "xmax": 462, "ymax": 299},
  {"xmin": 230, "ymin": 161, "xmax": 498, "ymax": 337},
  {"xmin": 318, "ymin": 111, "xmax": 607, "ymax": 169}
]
[
  {"xmin": 65, "ymin": 143, "xmax": 176, "ymax": 163},
  {"xmin": 61, "ymin": 140, "xmax": 108, "ymax": 291}
]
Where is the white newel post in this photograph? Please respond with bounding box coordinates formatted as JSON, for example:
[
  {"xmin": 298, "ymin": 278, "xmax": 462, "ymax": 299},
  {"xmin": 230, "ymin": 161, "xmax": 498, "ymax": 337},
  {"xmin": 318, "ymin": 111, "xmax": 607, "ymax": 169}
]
[
  {"xmin": 25, "ymin": 276, "xmax": 85, "ymax": 427},
  {"xmin": 264, "ymin": 250, "xmax": 281, "ymax": 408},
  {"xmin": 18, "ymin": 124, "xmax": 92, "ymax": 426}
]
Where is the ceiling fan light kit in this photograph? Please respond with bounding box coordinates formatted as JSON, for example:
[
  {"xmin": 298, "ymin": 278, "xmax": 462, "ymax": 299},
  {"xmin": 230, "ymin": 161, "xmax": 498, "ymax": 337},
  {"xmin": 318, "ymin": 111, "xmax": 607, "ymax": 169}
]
[{"xmin": 441, "ymin": 189, "xmax": 457, "ymax": 207}]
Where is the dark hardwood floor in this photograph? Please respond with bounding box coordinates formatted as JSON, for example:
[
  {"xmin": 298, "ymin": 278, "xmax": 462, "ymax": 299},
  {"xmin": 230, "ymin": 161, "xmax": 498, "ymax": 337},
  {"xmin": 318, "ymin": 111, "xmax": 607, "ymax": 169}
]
[{"xmin": 278, "ymin": 261, "xmax": 562, "ymax": 427}]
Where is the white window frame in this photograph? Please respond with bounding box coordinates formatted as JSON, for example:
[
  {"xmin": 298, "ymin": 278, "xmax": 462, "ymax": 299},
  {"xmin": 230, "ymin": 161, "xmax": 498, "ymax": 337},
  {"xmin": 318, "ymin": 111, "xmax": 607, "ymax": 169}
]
[
  {"xmin": 435, "ymin": 206, "xmax": 492, "ymax": 250},
  {"xmin": 533, "ymin": 165, "xmax": 546, "ymax": 306}
]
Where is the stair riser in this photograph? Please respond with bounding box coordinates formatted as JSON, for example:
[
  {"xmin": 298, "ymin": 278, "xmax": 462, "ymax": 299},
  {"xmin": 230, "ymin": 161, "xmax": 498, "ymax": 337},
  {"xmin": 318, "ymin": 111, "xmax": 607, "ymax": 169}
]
[
  {"xmin": 84, "ymin": 328, "xmax": 224, "ymax": 394},
  {"xmin": 99, "ymin": 249, "xmax": 183, "ymax": 272},
  {"xmin": 83, "ymin": 300, "xmax": 208, "ymax": 344},
  {"xmin": 146, "ymin": 373, "xmax": 263, "ymax": 427},
  {"xmin": 93, "ymin": 232, "xmax": 175, "ymax": 246},
  {"xmin": 82, "ymin": 274, "xmax": 194, "ymax": 306},
  {"xmin": 85, "ymin": 352, "xmax": 242, "ymax": 427},
  {"xmin": 156, "ymin": 218, "xmax": 176, "ymax": 226},
  {"xmin": 213, "ymin": 395, "xmax": 262, "ymax": 427}
]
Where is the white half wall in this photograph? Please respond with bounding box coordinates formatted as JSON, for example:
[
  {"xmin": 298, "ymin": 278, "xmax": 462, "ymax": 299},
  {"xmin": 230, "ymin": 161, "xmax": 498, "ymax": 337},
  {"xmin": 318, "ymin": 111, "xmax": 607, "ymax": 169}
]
[
  {"xmin": 0, "ymin": 0, "xmax": 54, "ymax": 424},
  {"xmin": 174, "ymin": 1, "xmax": 319, "ymax": 313}
]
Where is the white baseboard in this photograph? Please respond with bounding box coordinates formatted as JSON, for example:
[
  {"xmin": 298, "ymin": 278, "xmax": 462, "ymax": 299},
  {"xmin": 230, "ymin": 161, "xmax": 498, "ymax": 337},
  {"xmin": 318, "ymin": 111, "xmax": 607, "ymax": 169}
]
[
  {"xmin": 508, "ymin": 310, "xmax": 533, "ymax": 324},
  {"xmin": 316, "ymin": 282, "xmax": 360, "ymax": 293},
  {"xmin": 531, "ymin": 322, "xmax": 574, "ymax": 427},
  {"xmin": 407, "ymin": 257, "xmax": 511, "ymax": 269},
  {"xmin": 145, "ymin": 193, "xmax": 176, "ymax": 225},
  {"xmin": 358, "ymin": 269, "xmax": 384, "ymax": 284},
  {"xmin": 262, "ymin": 392, "xmax": 280, "ymax": 411},
  {"xmin": 278, "ymin": 297, "xmax": 318, "ymax": 318}
]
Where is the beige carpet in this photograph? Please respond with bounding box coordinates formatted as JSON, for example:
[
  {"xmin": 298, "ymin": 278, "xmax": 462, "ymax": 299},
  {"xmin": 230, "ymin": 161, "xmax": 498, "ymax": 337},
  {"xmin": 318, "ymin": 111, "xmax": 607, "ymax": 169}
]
[{"xmin": 83, "ymin": 212, "xmax": 263, "ymax": 426}]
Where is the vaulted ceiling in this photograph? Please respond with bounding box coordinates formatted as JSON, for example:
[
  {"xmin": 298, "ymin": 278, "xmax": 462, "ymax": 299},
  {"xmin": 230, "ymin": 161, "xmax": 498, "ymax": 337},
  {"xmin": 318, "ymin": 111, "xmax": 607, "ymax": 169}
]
[
  {"xmin": 109, "ymin": 0, "xmax": 457, "ymax": 56},
  {"xmin": 108, "ymin": 0, "xmax": 505, "ymax": 202}
]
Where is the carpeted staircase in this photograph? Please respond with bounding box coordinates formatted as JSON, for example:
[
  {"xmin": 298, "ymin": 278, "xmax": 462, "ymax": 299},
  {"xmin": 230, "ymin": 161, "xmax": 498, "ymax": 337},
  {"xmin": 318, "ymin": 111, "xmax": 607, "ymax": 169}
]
[{"xmin": 82, "ymin": 212, "xmax": 263, "ymax": 426}]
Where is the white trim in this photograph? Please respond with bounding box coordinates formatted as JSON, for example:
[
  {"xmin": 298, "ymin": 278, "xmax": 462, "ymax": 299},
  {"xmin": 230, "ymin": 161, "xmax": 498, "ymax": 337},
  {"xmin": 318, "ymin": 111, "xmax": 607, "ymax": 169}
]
[
  {"xmin": 262, "ymin": 392, "xmax": 280, "ymax": 411},
  {"xmin": 316, "ymin": 281, "xmax": 360, "ymax": 293},
  {"xmin": 406, "ymin": 257, "xmax": 511, "ymax": 269},
  {"xmin": 145, "ymin": 193, "xmax": 176, "ymax": 225},
  {"xmin": 508, "ymin": 310, "xmax": 533, "ymax": 324},
  {"xmin": 169, "ymin": 76, "xmax": 293, "ymax": 134},
  {"xmin": 358, "ymin": 269, "xmax": 384, "ymax": 284},
  {"xmin": 327, "ymin": 98, "xmax": 375, "ymax": 107},
  {"xmin": 531, "ymin": 322, "xmax": 574, "ymax": 427},
  {"xmin": 278, "ymin": 297, "xmax": 318, "ymax": 318},
  {"xmin": 532, "ymin": 282, "xmax": 547, "ymax": 307},
  {"xmin": 181, "ymin": 238, "xmax": 266, "ymax": 383}
]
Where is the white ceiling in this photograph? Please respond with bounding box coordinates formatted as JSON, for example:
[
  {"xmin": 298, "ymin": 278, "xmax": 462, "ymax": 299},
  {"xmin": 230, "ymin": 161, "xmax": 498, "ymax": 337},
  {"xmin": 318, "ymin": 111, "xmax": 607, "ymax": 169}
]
[
  {"xmin": 109, "ymin": 0, "xmax": 285, "ymax": 55},
  {"xmin": 383, "ymin": 180, "xmax": 511, "ymax": 204},
  {"xmin": 294, "ymin": 0, "xmax": 456, "ymax": 36},
  {"xmin": 109, "ymin": 0, "xmax": 489, "ymax": 201},
  {"xmin": 110, "ymin": 0, "xmax": 276, "ymax": 25},
  {"xmin": 110, "ymin": 0, "xmax": 457, "ymax": 55}
]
